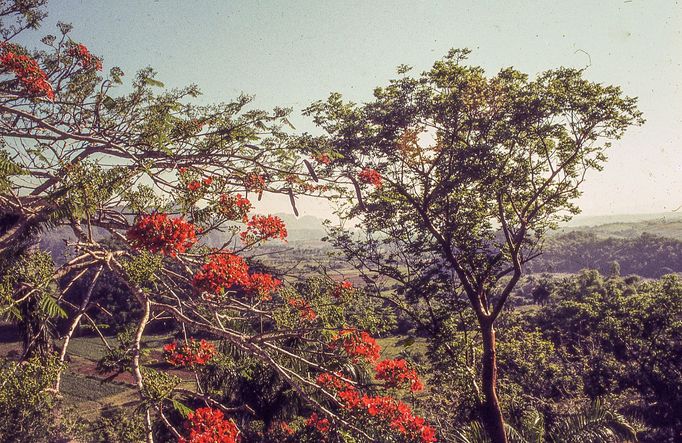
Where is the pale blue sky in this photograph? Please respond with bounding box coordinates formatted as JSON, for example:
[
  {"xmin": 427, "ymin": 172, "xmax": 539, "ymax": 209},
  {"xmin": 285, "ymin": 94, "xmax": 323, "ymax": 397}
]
[{"xmin": 29, "ymin": 0, "xmax": 682, "ymax": 217}]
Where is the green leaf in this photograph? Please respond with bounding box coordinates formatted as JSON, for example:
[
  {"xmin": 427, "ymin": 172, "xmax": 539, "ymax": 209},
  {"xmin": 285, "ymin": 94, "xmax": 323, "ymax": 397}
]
[
  {"xmin": 171, "ymin": 399, "xmax": 193, "ymax": 417},
  {"xmin": 102, "ymin": 95, "xmax": 116, "ymax": 110},
  {"xmin": 39, "ymin": 295, "xmax": 67, "ymax": 319},
  {"xmin": 143, "ymin": 77, "xmax": 165, "ymax": 88}
]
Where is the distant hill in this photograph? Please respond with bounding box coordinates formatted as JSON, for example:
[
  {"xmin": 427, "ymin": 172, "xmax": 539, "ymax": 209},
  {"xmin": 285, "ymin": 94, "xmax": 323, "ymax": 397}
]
[
  {"xmin": 272, "ymin": 213, "xmax": 328, "ymax": 242},
  {"xmin": 560, "ymin": 211, "xmax": 682, "ymax": 228},
  {"xmin": 555, "ymin": 212, "xmax": 682, "ymax": 241},
  {"xmin": 37, "ymin": 211, "xmax": 682, "ymax": 277}
]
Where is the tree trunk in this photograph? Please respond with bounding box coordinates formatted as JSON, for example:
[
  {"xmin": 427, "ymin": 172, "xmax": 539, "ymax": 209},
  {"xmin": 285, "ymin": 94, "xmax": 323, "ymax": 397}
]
[{"xmin": 480, "ymin": 318, "xmax": 507, "ymax": 443}]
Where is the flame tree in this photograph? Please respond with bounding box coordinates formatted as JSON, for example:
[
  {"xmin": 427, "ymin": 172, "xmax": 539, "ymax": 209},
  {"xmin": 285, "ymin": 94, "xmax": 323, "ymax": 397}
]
[{"xmin": 0, "ymin": 2, "xmax": 435, "ymax": 442}]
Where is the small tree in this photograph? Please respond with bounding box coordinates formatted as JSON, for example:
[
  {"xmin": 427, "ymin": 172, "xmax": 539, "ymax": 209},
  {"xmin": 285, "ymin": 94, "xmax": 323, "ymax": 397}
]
[{"xmin": 302, "ymin": 49, "xmax": 643, "ymax": 442}]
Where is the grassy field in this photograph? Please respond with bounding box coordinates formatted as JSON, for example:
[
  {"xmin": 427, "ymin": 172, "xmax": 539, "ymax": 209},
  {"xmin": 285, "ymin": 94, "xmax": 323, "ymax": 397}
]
[{"xmin": 0, "ymin": 330, "xmax": 185, "ymax": 417}]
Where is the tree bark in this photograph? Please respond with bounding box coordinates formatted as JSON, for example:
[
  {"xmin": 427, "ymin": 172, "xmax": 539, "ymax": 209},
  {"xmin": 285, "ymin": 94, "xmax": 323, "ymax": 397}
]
[
  {"xmin": 132, "ymin": 298, "xmax": 154, "ymax": 443},
  {"xmin": 480, "ymin": 318, "xmax": 507, "ymax": 443}
]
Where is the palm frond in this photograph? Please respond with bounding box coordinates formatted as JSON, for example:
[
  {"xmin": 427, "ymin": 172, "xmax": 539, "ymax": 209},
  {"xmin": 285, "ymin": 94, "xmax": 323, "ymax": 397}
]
[
  {"xmin": 453, "ymin": 421, "xmax": 531, "ymax": 443},
  {"xmin": 550, "ymin": 399, "xmax": 638, "ymax": 443}
]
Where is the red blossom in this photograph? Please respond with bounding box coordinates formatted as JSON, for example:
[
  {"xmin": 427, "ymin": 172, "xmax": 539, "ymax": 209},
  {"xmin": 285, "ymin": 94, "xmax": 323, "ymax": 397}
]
[
  {"xmin": 193, "ymin": 253, "xmax": 250, "ymax": 295},
  {"xmin": 358, "ymin": 167, "xmax": 383, "ymax": 188},
  {"xmin": 246, "ymin": 272, "xmax": 281, "ymax": 300},
  {"xmin": 202, "ymin": 177, "xmax": 213, "ymax": 186},
  {"xmin": 163, "ymin": 338, "xmax": 216, "ymax": 367},
  {"xmin": 306, "ymin": 412, "xmax": 331, "ymax": 434},
  {"xmin": 314, "ymin": 153, "xmax": 332, "ymax": 164},
  {"xmin": 316, "ymin": 372, "xmax": 352, "ymax": 391},
  {"xmin": 218, "ymin": 193, "xmax": 252, "ymax": 221},
  {"xmin": 0, "ymin": 49, "xmax": 54, "ymax": 99},
  {"xmin": 243, "ymin": 172, "xmax": 266, "ymax": 192},
  {"xmin": 333, "ymin": 280, "xmax": 353, "ymax": 298},
  {"xmin": 330, "ymin": 329, "xmax": 381, "ymax": 363},
  {"xmin": 288, "ymin": 297, "xmax": 317, "ymax": 321},
  {"xmin": 375, "ymin": 358, "xmax": 424, "ymax": 392},
  {"xmin": 127, "ymin": 213, "xmax": 198, "ymax": 256},
  {"xmin": 187, "ymin": 180, "xmax": 201, "ymax": 192},
  {"xmin": 355, "ymin": 395, "xmax": 436, "ymax": 443},
  {"xmin": 179, "ymin": 407, "xmax": 239, "ymax": 443},
  {"xmin": 316, "ymin": 370, "xmax": 435, "ymax": 442},
  {"xmin": 240, "ymin": 215, "xmax": 287, "ymax": 243},
  {"xmin": 66, "ymin": 43, "xmax": 102, "ymax": 71}
]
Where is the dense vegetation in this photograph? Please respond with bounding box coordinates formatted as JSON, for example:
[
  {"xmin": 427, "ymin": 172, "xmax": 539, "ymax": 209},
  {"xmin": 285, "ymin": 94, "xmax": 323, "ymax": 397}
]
[
  {"xmin": 528, "ymin": 231, "xmax": 682, "ymax": 277},
  {"xmin": 0, "ymin": 1, "xmax": 679, "ymax": 443}
]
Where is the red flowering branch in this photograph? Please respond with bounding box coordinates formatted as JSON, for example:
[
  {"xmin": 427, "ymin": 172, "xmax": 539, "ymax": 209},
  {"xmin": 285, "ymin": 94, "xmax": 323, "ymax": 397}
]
[
  {"xmin": 0, "ymin": 48, "xmax": 54, "ymax": 99},
  {"xmin": 126, "ymin": 213, "xmax": 198, "ymax": 257},
  {"xmin": 329, "ymin": 328, "xmax": 381, "ymax": 363},
  {"xmin": 66, "ymin": 43, "xmax": 103, "ymax": 71},
  {"xmin": 315, "ymin": 371, "xmax": 435, "ymax": 443},
  {"xmin": 179, "ymin": 407, "xmax": 240, "ymax": 443},
  {"xmin": 358, "ymin": 167, "xmax": 383, "ymax": 188},
  {"xmin": 193, "ymin": 253, "xmax": 250, "ymax": 295},
  {"xmin": 332, "ymin": 280, "xmax": 353, "ymax": 298},
  {"xmin": 239, "ymin": 214, "xmax": 287, "ymax": 244},
  {"xmin": 314, "ymin": 153, "xmax": 332, "ymax": 165},
  {"xmin": 192, "ymin": 253, "xmax": 281, "ymax": 300},
  {"xmin": 246, "ymin": 272, "xmax": 281, "ymax": 300},
  {"xmin": 243, "ymin": 172, "xmax": 265, "ymax": 192},
  {"xmin": 288, "ymin": 297, "xmax": 318, "ymax": 321},
  {"xmin": 163, "ymin": 338, "xmax": 217, "ymax": 368},
  {"xmin": 375, "ymin": 358, "xmax": 424, "ymax": 392},
  {"xmin": 218, "ymin": 193, "xmax": 252, "ymax": 221}
]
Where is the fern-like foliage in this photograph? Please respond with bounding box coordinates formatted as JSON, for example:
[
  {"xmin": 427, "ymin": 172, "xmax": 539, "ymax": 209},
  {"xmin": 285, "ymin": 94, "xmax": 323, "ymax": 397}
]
[
  {"xmin": 549, "ymin": 400, "xmax": 638, "ymax": 443},
  {"xmin": 452, "ymin": 401, "xmax": 637, "ymax": 443}
]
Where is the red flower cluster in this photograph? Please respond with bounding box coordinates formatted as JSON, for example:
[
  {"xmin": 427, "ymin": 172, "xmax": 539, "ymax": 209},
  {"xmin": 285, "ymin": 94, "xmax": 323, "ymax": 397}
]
[
  {"xmin": 357, "ymin": 395, "xmax": 436, "ymax": 443},
  {"xmin": 163, "ymin": 338, "xmax": 216, "ymax": 367},
  {"xmin": 288, "ymin": 297, "xmax": 317, "ymax": 321},
  {"xmin": 185, "ymin": 176, "xmax": 213, "ymax": 192},
  {"xmin": 331, "ymin": 329, "xmax": 381, "ymax": 363},
  {"xmin": 358, "ymin": 167, "xmax": 383, "ymax": 188},
  {"xmin": 193, "ymin": 253, "xmax": 282, "ymax": 299},
  {"xmin": 193, "ymin": 253, "xmax": 250, "ymax": 295},
  {"xmin": 127, "ymin": 213, "xmax": 198, "ymax": 257},
  {"xmin": 243, "ymin": 172, "xmax": 266, "ymax": 192},
  {"xmin": 66, "ymin": 43, "xmax": 102, "ymax": 71},
  {"xmin": 316, "ymin": 372, "xmax": 435, "ymax": 443},
  {"xmin": 218, "ymin": 193, "xmax": 251, "ymax": 221},
  {"xmin": 240, "ymin": 215, "xmax": 287, "ymax": 243},
  {"xmin": 246, "ymin": 273, "xmax": 282, "ymax": 300},
  {"xmin": 375, "ymin": 358, "xmax": 424, "ymax": 392},
  {"xmin": 306, "ymin": 412, "xmax": 331, "ymax": 433},
  {"xmin": 316, "ymin": 372, "xmax": 351, "ymax": 391},
  {"xmin": 0, "ymin": 50, "xmax": 54, "ymax": 99},
  {"xmin": 314, "ymin": 153, "xmax": 332, "ymax": 165},
  {"xmin": 333, "ymin": 280, "xmax": 353, "ymax": 298},
  {"xmin": 179, "ymin": 407, "xmax": 239, "ymax": 443}
]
